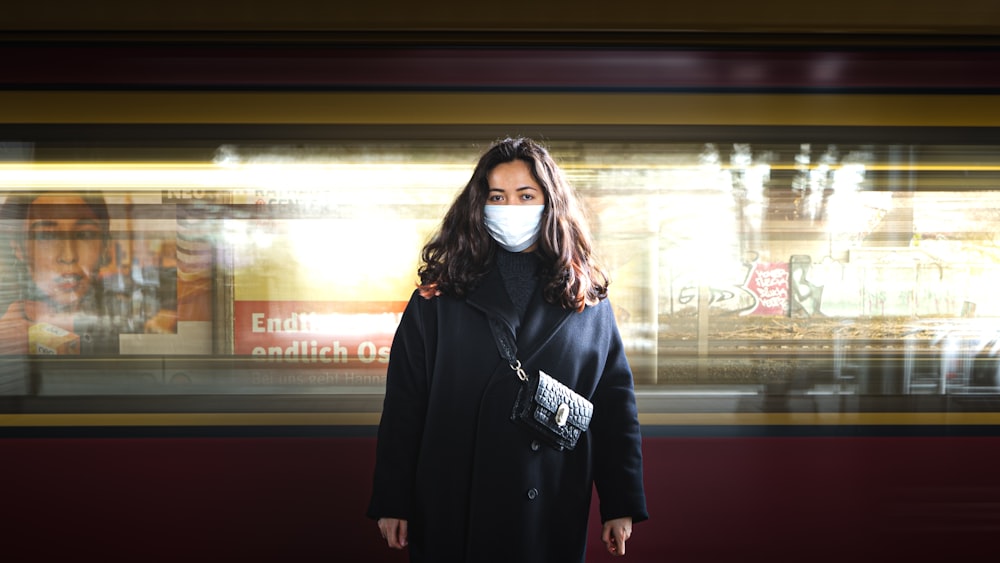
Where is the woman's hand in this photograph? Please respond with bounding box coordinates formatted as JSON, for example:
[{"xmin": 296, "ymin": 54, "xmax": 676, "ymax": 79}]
[
  {"xmin": 601, "ymin": 516, "xmax": 633, "ymax": 556},
  {"xmin": 377, "ymin": 517, "xmax": 408, "ymax": 549}
]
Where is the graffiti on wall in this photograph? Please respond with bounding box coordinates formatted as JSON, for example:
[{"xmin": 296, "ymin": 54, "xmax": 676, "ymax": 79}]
[
  {"xmin": 789, "ymin": 254, "xmax": 825, "ymax": 317},
  {"xmin": 742, "ymin": 262, "xmax": 790, "ymax": 316},
  {"xmin": 675, "ymin": 261, "xmax": 791, "ymax": 316}
]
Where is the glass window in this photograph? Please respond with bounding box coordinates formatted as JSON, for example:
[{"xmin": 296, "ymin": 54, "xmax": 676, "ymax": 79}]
[{"xmin": 2, "ymin": 134, "xmax": 1000, "ymax": 403}]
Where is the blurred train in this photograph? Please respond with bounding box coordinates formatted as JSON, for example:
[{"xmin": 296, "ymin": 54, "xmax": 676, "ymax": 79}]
[{"xmin": 3, "ymin": 38, "xmax": 1000, "ymax": 563}]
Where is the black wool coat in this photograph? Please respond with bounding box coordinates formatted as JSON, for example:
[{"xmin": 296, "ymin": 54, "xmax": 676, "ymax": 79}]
[{"xmin": 367, "ymin": 265, "xmax": 648, "ymax": 563}]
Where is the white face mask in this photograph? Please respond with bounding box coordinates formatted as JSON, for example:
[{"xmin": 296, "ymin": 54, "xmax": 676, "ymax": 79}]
[{"xmin": 483, "ymin": 205, "xmax": 544, "ymax": 252}]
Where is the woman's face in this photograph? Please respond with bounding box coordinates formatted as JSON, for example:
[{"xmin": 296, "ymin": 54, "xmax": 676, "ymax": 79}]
[
  {"xmin": 13, "ymin": 194, "xmax": 105, "ymax": 310},
  {"xmin": 484, "ymin": 159, "xmax": 547, "ymax": 253},
  {"xmin": 486, "ymin": 160, "xmax": 546, "ymax": 207}
]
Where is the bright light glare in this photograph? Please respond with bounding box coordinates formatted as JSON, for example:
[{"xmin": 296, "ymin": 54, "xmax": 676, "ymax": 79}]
[
  {"xmin": 285, "ymin": 218, "xmax": 415, "ymax": 282},
  {"xmin": 665, "ymin": 165, "xmax": 741, "ymax": 283},
  {"xmin": 0, "ymin": 162, "xmax": 470, "ymax": 197}
]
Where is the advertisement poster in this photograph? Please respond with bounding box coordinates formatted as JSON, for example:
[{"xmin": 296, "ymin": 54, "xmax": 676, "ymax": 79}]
[
  {"xmin": 228, "ymin": 188, "xmax": 435, "ymax": 387},
  {"xmin": 233, "ymin": 300, "xmax": 405, "ymax": 385},
  {"xmin": 0, "ymin": 191, "xmax": 213, "ymax": 356}
]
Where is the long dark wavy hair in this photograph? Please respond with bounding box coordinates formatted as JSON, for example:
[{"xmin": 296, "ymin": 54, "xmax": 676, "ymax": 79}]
[{"xmin": 417, "ymin": 137, "xmax": 609, "ymax": 312}]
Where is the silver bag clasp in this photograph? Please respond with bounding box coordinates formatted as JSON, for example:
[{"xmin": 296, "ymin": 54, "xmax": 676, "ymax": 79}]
[{"xmin": 555, "ymin": 403, "xmax": 569, "ymax": 427}]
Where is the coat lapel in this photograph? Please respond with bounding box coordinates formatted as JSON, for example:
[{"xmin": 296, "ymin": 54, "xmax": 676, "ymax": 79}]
[
  {"xmin": 467, "ymin": 264, "xmax": 521, "ymax": 340},
  {"xmin": 467, "ymin": 262, "xmax": 575, "ymax": 364},
  {"xmin": 517, "ymin": 288, "xmax": 574, "ymax": 364}
]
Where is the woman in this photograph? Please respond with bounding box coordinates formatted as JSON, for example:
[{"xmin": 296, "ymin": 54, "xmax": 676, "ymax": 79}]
[{"xmin": 367, "ymin": 137, "xmax": 647, "ymax": 562}]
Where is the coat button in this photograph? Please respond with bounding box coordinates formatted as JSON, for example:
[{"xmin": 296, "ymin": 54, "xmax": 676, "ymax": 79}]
[
  {"xmin": 530, "ymin": 440, "xmax": 540, "ymax": 451},
  {"xmin": 527, "ymin": 488, "xmax": 538, "ymax": 500}
]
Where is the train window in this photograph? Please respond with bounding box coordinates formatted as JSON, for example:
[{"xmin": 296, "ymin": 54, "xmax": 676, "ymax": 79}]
[{"xmin": 2, "ymin": 136, "xmax": 1000, "ymax": 400}]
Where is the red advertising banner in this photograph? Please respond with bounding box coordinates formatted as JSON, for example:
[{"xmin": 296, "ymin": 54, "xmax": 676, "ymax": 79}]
[{"xmin": 233, "ymin": 300, "xmax": 407, "ymax": 368}]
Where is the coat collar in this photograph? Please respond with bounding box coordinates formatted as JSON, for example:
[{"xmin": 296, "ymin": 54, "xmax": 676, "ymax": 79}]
[{"xmin": 467, "ymin": 260, "xmax": 575, "ymax": 364}]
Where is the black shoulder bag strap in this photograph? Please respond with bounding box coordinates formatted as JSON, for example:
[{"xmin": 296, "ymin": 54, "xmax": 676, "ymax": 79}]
[{"xmin": 487, "ymin": 316, "xmax": 528, "ymax": 382}]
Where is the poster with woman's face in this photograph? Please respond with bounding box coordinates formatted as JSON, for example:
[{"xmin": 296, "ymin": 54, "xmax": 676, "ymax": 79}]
[{"xmin": 0, "ymin": 191, "xmax": 191, "ymax": 356}]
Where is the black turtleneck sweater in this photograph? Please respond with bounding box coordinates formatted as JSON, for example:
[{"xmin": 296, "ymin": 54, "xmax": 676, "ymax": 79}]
[{"xmin": 495, "ymin": 249, "xmax": 540, "ymax": 319}]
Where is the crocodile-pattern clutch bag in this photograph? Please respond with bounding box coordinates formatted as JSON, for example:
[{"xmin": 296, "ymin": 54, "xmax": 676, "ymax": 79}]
[{"xmin": 511, "ymin": 369, "xmax": 594, "ymax": 451}]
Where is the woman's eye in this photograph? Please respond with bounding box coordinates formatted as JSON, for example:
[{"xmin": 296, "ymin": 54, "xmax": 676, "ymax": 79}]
[
  {"xmin": 28, "ymin": 230, "xmax": 103, "ymax": 242},
  {"xmin": 73, "ymin": 230, "xmax": 103, "ymax": 241},
  {"xmin": 29, "ymin": 231, "xmax": 60, "ymax": 241}
]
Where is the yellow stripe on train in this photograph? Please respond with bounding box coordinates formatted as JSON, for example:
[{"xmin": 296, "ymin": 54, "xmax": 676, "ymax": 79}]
[
  {"xmin": 639, "ymin": 412, "xmax": 1000, "ymax": 425},
  {"xmin": 4, "ymin": 92, "xmax": 1000, "ymax": 127},
  {"xmin": 3, "ymin": 412, "xmax": 1000, "ymax": 427}
]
